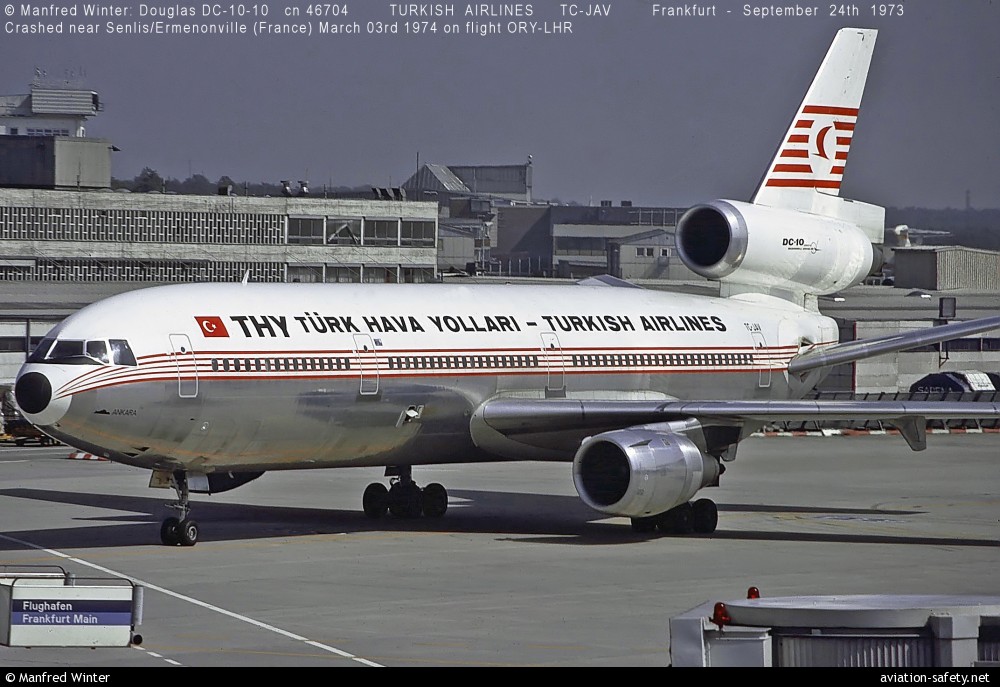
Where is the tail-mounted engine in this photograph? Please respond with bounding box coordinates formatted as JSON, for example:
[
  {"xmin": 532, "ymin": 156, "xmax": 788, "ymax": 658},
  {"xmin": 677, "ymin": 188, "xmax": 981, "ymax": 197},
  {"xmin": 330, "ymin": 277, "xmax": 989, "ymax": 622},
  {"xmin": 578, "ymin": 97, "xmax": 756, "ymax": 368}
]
[
  {"xmin": 675, "ymin": 199, "xmax": 882, "ymax": 296},
  {"xmin": 572, "ymin": 429, "xmax": 720, "ymax": 519}
]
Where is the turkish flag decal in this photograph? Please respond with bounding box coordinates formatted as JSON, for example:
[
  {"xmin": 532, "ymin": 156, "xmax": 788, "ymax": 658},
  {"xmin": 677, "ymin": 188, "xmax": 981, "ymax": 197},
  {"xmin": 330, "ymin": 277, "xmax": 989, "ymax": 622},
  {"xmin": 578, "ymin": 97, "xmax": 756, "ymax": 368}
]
[{"xmin": 195, "ymin": 316, "xmax": 229, "ymax": 338}]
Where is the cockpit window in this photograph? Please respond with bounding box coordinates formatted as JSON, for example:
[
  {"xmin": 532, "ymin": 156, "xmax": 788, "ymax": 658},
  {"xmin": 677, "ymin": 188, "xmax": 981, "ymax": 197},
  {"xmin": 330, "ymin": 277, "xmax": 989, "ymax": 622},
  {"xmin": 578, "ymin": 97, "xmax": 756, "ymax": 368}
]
[
  {"xmin": 110, "ymin": 339, "xmax": 137, "ymax": 366},
  {"xmin": 86, "ymin": 340, "xmax": 109, "ymax": 364},
  {"xmin": 50, "ymin": 340, "xmax": 87, "ymax": 360},
  {"xmin": 26, "ymin": 338, "xmax": 138, "ymax": 366},
  {"xmin": 26, "ymin": 338, "xmax": 55, "ymax": 363}
]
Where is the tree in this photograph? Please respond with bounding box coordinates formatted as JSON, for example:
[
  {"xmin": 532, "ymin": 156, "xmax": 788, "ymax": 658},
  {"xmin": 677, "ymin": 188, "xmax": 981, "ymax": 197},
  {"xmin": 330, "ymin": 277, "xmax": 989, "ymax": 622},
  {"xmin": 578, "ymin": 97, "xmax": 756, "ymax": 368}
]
[
  {"xmin": 178, "ymin": 174, "xmax": 214, "ymax": 195},
  {"xmin": 133, "ymin": 167, "xmax": 165, "ymax": 193},
  {"xmin": 217, "ymin": 176, "xmax": 237, "ymax": 195}
]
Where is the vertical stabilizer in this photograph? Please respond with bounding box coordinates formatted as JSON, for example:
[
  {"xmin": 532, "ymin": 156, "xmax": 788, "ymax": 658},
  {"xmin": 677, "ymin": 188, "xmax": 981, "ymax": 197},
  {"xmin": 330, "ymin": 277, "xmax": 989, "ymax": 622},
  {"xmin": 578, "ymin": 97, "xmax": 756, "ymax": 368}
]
[{"xmin": 752, "ymin": 28, "xmax": 877, "ymax": 213}]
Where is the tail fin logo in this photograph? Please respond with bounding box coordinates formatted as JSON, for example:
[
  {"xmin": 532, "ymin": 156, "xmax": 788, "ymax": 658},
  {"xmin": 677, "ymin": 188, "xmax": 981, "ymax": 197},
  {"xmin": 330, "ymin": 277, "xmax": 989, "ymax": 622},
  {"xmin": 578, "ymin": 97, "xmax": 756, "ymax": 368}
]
[{"xmin": 766, "ymin": 104, "xmax": 858, "ymax": 190}]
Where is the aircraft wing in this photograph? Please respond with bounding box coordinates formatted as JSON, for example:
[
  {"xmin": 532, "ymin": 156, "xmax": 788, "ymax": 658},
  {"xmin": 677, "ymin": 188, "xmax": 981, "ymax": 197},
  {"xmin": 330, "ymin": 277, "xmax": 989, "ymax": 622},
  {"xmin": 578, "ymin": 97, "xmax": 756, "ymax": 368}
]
[
  {"xmin": 788, "ymin": 315, "xmax": 1000, "ymax": 376},
  {"xmin": 478, "ymin": 397, "xmax": 1000, "ymax": 452}
]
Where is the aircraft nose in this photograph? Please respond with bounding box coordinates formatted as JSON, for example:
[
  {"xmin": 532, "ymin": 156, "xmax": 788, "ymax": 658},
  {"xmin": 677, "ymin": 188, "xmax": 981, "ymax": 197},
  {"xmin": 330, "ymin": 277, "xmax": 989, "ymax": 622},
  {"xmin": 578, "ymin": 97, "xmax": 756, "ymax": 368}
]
[{"xmin": 14, "ymin": 370, "xmax": 69, "ymax": 426}]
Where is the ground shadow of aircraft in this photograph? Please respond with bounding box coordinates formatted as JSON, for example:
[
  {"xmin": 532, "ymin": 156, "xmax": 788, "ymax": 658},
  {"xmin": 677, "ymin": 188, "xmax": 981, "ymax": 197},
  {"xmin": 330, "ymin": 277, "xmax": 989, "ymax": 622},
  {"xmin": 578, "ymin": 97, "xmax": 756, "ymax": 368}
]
[{"xmin": 2, "ymin": 487, "xmax": 994, "ymax": 551}]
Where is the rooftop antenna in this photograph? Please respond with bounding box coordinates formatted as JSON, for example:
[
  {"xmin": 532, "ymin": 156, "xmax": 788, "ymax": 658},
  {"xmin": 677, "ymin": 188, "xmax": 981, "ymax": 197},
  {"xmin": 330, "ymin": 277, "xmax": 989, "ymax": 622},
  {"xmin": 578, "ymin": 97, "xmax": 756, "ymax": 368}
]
[{"xmin": 241, "ymin": 269, "xmax": 250, "ymax": 285}]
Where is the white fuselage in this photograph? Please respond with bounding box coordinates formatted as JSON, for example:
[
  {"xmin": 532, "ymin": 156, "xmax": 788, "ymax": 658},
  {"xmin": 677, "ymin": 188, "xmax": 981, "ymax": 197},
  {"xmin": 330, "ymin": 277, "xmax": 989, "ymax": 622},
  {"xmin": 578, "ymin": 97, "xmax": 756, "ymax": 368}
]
[{"xmin": 16, "ymin": 283, "xmax": 838, "ymax": 473}]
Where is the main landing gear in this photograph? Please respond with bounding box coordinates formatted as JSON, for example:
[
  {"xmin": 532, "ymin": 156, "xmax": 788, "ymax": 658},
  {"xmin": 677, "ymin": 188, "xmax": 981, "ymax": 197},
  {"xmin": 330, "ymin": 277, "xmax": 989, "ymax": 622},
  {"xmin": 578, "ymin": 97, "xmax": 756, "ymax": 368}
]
[
  {"xmin": 630, "ymin": 498, "xmax": 718, "ymax": 536},
  {"xmin": 362, "ymin": 466, "xmax": 448, "ymax": 520},
  {"xmin": 160, "ymin": 471, "xmax": 200, "ymax": 547}
]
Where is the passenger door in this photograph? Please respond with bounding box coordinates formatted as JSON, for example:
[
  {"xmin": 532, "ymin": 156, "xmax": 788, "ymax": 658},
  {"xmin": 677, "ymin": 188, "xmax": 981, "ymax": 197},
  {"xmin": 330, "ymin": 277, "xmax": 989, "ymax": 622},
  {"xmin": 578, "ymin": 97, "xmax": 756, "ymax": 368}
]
[
  {"xmin": 169, "ymin": 333, "xmax": 198, "ymax": 398},
  {"xmin": 353, "ymin": 334, "xmax": 380, "ymax": 395},
  {"xmin": 540, "ymin": 332, "xmax": 565, "ymax": 397}
]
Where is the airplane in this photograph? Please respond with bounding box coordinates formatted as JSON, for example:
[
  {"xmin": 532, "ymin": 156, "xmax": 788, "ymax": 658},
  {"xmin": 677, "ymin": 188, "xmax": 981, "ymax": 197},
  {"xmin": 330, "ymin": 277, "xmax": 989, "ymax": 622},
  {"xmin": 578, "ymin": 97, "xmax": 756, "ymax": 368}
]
[{"xmin": 13, "ymin": 28, "xmax": 1000, "ymax": 546}]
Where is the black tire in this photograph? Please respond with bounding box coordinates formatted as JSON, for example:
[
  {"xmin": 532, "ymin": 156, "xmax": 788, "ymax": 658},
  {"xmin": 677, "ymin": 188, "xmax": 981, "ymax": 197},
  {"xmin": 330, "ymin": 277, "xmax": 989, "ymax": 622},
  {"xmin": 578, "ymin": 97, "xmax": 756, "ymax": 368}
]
[
  {"xmin": 160, "ymin": 517, "xmax": 181, "ymax": 546},
  {"xmin": 692, "ymin": 499, "xmax": 719, "ymax": 534},
  {"xmin": 178, "ymin": 519, "xmax": 199, "ymax": 547},
  {"xmin": 388, "ymin": 481, "xmax": 422, "ymax": 519},
  {"xmin": 631, "ymin": 516, "xmax": 657, "ymax": 533},
  {"xmin": 422, "ymin": 483, "xmax": 448, "ymax": 518},
  {"xmin": 15, "ymin": 438, "xmax": 25, "ymax": 447},
  {"xmin": 657, "ymin": 503, "xmax": 694, "ymax": 535},
  {"xmin": 362, "ymin": 483, "xmax": 389, "ymax": 518}
]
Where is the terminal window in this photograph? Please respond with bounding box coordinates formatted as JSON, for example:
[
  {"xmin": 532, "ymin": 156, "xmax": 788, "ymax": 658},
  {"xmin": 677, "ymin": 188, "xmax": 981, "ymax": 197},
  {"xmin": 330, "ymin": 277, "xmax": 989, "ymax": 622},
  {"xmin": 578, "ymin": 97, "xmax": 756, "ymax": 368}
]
[
  {"xmin": 327, "ymin": 219, "xmax": 361, "ymax": 245},
  {"xmin": 288, "ymin": 217, "xmax": 325, "ymax": 244},
  {"xmin": 401, "ymin": 220, "xmax": 435, "ymax": 247},
  {"xmin": 363, "ymin": 219, "xmax": 399, "ymax": 246}
]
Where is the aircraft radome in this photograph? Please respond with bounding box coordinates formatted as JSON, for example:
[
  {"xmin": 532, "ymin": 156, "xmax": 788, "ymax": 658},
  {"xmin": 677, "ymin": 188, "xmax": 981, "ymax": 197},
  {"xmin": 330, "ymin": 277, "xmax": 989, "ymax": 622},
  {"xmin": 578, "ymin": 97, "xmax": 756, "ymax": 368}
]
[{"xmin": 14, "ymin": 28, "xmax": 1000, "ymax": 546}]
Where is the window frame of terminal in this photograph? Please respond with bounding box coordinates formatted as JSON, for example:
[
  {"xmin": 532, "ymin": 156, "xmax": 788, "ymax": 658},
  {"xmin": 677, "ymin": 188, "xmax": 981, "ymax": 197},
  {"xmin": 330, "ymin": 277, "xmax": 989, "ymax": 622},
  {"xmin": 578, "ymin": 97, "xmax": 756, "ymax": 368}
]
[{"xmin": 27, "ymin": 337, "xmax": 138, "ymax": 366}]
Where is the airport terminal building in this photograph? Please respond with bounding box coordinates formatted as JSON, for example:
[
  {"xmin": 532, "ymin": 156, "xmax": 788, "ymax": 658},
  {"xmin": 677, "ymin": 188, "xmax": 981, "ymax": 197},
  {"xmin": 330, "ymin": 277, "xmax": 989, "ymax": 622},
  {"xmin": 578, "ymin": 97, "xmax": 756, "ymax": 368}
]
[
  {"xmin": 0, "ymin": 187, "xmax": 438, "ymax": 384},
  {"xmin": 0, "ymin": 187, "xmax": 438, "ymax": 284}
]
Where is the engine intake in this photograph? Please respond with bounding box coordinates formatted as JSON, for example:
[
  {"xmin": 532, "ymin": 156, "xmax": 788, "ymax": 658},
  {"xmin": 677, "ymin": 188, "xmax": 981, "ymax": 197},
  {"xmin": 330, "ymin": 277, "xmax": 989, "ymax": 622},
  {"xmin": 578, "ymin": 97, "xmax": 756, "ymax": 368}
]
[
  {"xmin": 572, "ymin": 429, "xmax": 720, "ymax": 518},
  {"xmin": 676, "ymin": 203, "xmax": 748, "ymax": 278},
  {"xmin": 675, "ymin": 199, "xmax": 878, "ymax": 295}
]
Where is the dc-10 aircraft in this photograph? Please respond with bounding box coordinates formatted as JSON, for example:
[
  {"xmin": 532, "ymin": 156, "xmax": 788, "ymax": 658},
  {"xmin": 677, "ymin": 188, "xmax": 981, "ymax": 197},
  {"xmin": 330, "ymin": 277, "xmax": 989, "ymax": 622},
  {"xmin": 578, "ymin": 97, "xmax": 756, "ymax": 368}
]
[{"xmin": 14, "ymin": 28, "xmax": 1000, "ymax": 546}]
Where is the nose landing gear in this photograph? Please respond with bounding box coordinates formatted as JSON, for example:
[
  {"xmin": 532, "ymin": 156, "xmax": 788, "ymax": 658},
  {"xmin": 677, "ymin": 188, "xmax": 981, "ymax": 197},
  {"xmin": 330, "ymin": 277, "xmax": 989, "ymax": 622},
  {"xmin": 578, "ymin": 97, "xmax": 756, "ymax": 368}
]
[{"xmin": 159, "ymin": 471, "xmax": 200, "ymax": 546}]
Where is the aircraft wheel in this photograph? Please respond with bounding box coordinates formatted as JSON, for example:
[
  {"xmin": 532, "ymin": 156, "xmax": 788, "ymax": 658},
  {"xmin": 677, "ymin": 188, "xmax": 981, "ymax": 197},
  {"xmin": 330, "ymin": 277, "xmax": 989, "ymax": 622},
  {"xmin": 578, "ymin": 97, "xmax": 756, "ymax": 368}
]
[
  {"xmin": 631, "ymin": 516, "xmax": 657, "ymax": 533},
  {"xmin": 160, "ymin": 517, "xmax": 181, "ymax": 546},
  {"xmin": 178, "ymin": 519, "xmax": 199, "ymax": 547},
  {"xmin": 657, "ymin": 503, "xmax": 694, "ymax": 535},
  {"xmin": 422, "ymin": 483, "xmax": 448, "ymax": 518},
  {"xmin": 363, "ymin": 483, "xmax": 389, "ymax": 518},
  {"xmin": 692, "ymin": 499, "xmax": 719, "ymax": 534},
  {"xmin": 389, "ymin": 481, "xmax": 422, "ymax": 519}
]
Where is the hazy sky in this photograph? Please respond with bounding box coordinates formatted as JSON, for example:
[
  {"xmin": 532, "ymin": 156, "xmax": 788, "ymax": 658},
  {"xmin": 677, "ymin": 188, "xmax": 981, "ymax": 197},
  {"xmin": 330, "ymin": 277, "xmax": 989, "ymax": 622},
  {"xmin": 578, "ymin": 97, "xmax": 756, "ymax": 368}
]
[{"xmin": 3, "ymin": 0, "xmax": 998, "ymax": 208}]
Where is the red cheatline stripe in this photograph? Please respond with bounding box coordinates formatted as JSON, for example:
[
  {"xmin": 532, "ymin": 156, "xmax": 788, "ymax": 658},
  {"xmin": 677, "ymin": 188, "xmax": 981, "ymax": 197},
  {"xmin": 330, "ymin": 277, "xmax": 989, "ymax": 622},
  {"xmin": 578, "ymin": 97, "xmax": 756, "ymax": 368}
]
[
  {"xmin": 780, "ymin": 150, "xmax": 809, "ymax": 158},
  {"xmin": 803, "ymin": 105, "xmax": 859, "ymax": 116},
  {"xmin": 787, "ymin": 134, "xmax": 809, "ymax": 143},
  {"xmin": 836, "ymin": 136, "xmax": 852, "ymax": 146},
  {"xmin": 831, "ymin": 166, "xmax": 845, "ymax": 175},
  {"xmin": 55, "ymin": 340, "xmax": 818, "ymax": 396},
  {"xmin": 61, "ymin": 367, "xmax": 784, "ymax": 395},
  {"xmin": 835, "ymin": 151, "xmax": 848, "ymax": 160},
  {"xmin": 60, "ymin": 355, "xmax": 806, "ymax": 394},
  {"xmin": 765, "ymin": 179, "xmax": 842, "ymax": 188},
  {"xmin": 773, "ymin": 164, "xmax": 813, "ymax": 173},
  {"xmin": 794, "ymin": 119, "xmax": 814, "ymax": 128},
  {"xmin": 834, "ymin": 121, "xmax": 855, "ymax": 131}
]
